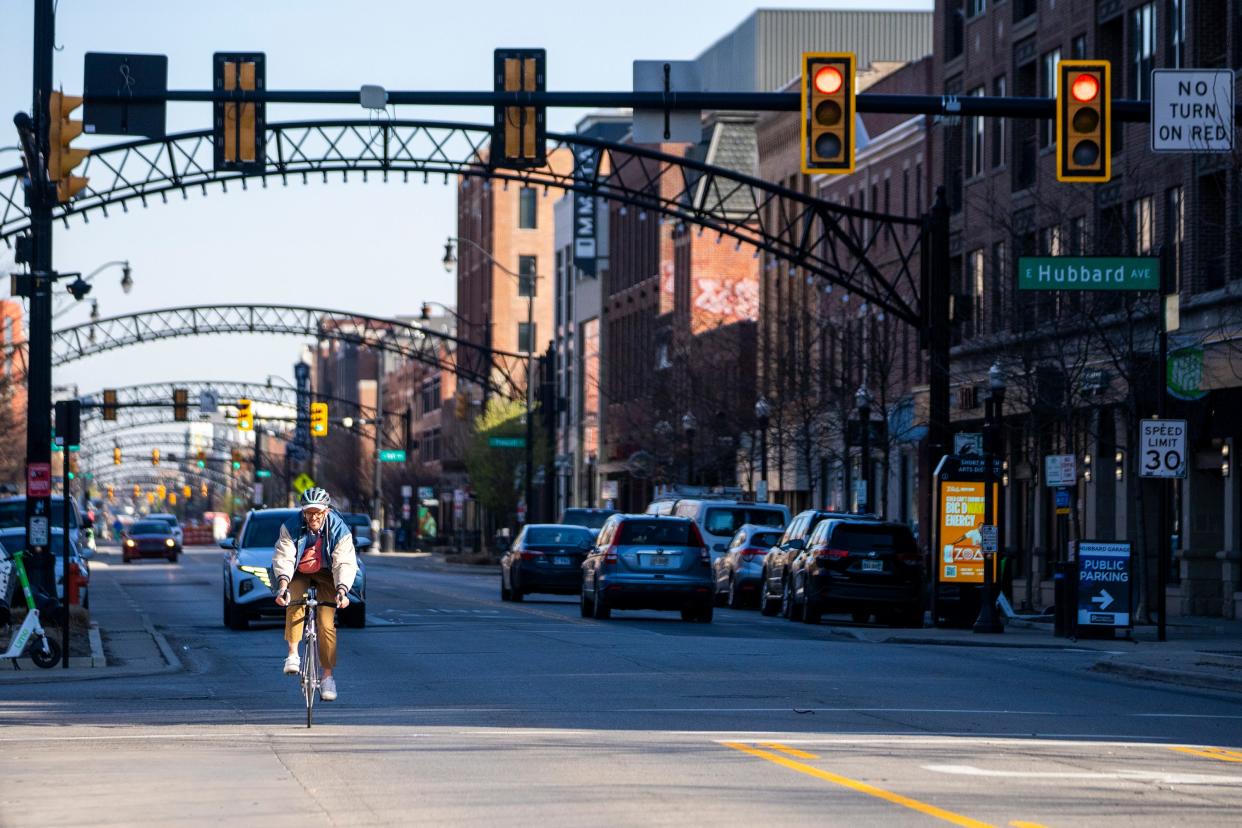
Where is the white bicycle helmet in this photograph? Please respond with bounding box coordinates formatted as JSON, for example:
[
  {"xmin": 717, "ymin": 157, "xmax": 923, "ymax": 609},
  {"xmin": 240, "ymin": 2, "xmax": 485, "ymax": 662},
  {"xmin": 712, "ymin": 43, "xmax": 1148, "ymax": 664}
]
[{"xmin": 300, "ymin": 487, "xmax": 331, "ymax": 511}]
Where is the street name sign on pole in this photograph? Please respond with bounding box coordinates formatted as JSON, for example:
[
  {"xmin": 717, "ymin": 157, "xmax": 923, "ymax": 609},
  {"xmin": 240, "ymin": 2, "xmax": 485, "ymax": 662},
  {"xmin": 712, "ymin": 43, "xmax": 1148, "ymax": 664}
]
[
  {"xmin": 1075, "ymin": 541, "xmax": 1132, "ymax": 633},
  {"xmin": 378, "ymin": 449, "xmax": 407, "ymax": 463},
  {"xmin": 1017, "ymin": 257, "xmax": 1160, "ymax": 291},
  {"xmin": 1151, "ymin": 69, "xmax": 1234, "ymax": 153},
  {"xmin": 1043, "ymin": 454, "xmax": 1077, "ymax": 487},
  {"xmin": 1139, "ymin": 419, "xmax": 1187, "ymax": 478},
  {"xmin": 488, "ymin": 436, "xmax": 526, "ymax": 449}
]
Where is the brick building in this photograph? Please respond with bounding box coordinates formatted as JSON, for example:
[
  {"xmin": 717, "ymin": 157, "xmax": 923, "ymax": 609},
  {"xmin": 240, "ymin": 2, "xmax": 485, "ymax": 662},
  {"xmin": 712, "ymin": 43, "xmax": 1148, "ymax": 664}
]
[{"xmin": 0, "ymin": 299, "xmax": 26, "ymax": 488}]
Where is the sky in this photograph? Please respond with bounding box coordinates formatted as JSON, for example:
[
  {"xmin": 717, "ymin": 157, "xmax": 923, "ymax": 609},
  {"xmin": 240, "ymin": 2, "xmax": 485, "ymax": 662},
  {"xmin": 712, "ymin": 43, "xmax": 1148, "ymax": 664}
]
[{"xmin": 1, "ymin": 0, "xmax": 932, "ymax": 396}]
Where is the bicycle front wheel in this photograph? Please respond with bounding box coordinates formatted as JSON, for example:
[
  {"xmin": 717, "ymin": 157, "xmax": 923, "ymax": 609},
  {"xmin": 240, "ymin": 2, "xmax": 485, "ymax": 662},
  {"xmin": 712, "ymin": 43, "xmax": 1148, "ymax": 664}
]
[{"xmin": 301, "ymin": 634, "xmax": 319, "ymax": 728}]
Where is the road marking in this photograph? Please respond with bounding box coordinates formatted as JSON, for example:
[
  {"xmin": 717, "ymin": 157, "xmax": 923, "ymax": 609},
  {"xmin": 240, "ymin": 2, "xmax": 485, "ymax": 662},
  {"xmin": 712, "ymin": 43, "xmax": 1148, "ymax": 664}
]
[
  {"xmin": 759, "ymin": 742, "xmax": 819, "ymax": 759},
  {"xmin": 924, "ymin": 764, "xmax": 1242, "ymax": 786},
  {"xmin": 1170, "ymin": 746, "xmax": 1242, "ymax": 764},
  {"xmin": 722, "ymin": 742, "xmax": 996, "ymax": 828},
  {"xmin": 1009, "ymin": 822, "xmax": 1049, "ymax": 828}
]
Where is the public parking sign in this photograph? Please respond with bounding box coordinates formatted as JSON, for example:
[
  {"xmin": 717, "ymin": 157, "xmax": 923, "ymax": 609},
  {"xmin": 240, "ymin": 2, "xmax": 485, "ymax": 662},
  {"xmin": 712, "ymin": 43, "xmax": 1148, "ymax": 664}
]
[
  {"xmin": 1139, "ymin": 419, "xmax": 1187, "ymax": 478},
  {"xmin": 1076, "ymin": 541, "xmax": 1132, "ymax": 629},
  {"xmin": 1152, "ymin": 70, "xmax": 1234, "ymax": 153}
]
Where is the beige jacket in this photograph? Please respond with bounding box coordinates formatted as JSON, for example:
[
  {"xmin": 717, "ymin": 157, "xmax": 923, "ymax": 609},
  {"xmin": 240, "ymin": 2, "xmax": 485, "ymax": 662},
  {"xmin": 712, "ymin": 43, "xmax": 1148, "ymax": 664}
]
[{"xmin": 272, "ymin": 512, "xmax": 358, "ymax": 593}]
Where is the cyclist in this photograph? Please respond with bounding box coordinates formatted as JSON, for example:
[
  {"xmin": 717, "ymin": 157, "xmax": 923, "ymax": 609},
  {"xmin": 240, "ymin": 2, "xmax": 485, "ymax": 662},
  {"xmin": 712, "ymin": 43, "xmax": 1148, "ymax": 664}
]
[{"xmin": 272, "ymin": 487, "xmax": 358, "ymax": 702}]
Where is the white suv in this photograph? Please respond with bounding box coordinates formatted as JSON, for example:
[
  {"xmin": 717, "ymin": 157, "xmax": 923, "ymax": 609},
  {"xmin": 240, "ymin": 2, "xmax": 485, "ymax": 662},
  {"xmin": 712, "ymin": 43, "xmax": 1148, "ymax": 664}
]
[{"xmin": 645, "ymin": 496, "xmax": 789, "ymax": 568}]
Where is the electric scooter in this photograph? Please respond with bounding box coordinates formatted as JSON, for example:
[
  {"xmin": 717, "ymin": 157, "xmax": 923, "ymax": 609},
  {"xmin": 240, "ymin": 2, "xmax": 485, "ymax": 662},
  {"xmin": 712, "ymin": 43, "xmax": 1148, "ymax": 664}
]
[{"xmin": 0, "ymin": 548, "xmax": 62, "ymax": 668}]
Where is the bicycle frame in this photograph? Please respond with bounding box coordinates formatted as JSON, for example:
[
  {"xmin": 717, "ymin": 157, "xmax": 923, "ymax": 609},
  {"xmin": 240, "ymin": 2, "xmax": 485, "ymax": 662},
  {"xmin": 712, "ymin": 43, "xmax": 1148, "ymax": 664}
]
[
  {"xmin": 1, "ymin": 549, "xmax": 58, "ymax": 667},
  {"xmin": 295, "ymin": 585, "xmax": 321, "ymax": 727}
]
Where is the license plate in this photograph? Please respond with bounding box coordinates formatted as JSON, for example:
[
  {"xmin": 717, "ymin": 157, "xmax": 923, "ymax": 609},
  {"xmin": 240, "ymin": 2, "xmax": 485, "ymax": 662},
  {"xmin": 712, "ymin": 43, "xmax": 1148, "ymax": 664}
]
[
  {"xmin": 648, "ymin": 555, "xmax": 669, "ymax": 567},
  {"xmin": 861, "ymin": 559, "xmax": 884, "ymax": 572},
  {"xmin": 553, "ymin": 556, "xmax": 570, "ymax": 566}
]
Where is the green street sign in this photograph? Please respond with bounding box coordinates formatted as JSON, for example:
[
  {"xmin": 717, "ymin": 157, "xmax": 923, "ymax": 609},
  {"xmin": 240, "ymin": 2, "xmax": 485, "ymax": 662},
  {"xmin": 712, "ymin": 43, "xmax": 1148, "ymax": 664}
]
[
  {"xmin": 256, "ymin": 469, "xmax": 273, "ymax": 478},
  {"xmin": 51, "ymin": 441, "xmax": 80, "ymax": 452},
  {"xmin": 379, "ymin": 449, "xmax": 407, "ymax": 462},
  {"xmin": 488, "ymin": 436, "xmax": 526, "ymax": 448},
  {"xmin": 1017, "ymin": 257, "xmax": 1160, "ymax": 291}
]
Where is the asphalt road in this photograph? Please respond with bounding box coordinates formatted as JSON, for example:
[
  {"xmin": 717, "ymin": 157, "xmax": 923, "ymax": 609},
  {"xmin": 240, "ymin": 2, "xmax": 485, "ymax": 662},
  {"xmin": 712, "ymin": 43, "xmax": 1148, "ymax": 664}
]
[{"xmin": 2, "ymin": 546, "xmax": 1242, "ymax": 827}]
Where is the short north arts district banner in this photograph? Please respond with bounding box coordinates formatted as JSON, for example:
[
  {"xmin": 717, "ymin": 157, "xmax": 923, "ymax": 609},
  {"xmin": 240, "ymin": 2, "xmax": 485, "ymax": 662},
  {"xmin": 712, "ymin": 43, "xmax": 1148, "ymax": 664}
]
[{"xmin": 1017, "ymin": 257, "xmax": 1160, "ymax": 291}]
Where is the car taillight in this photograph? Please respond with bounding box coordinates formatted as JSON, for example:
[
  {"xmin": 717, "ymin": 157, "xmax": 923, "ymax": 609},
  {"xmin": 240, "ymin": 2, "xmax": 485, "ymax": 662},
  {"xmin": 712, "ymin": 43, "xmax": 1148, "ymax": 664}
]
[
  {"xmin": 519, "ymin": 549, "xmax": 543, "ymax": 562},
  {"xmin": 602, "ymin": 543, "xmax": 619, "ymax": 564},
  {"xmin": 740, "ymin": 546, "xmax": 768, "ymax": 561},
  {"xmin": 815, "ymin": 547, "xmax": 850, "ymax": 561},
  {"xmin": 688, "ymin": 524, "xmax": 711, "ymax": 564}
]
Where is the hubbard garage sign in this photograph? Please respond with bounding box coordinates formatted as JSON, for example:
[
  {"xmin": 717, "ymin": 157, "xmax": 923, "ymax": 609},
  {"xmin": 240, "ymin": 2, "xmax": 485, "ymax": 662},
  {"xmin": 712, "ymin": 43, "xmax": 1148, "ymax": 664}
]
[{"xmin": 1017, "ymin": 257, "xmax": 1160, "ymax": 292}]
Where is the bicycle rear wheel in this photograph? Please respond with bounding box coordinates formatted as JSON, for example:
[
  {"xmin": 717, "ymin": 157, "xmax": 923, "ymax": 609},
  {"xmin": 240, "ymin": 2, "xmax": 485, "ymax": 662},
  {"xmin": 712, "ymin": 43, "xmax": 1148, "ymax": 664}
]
[{"xmin": 300, "ymin": 632, "xmax": 319, "ymax": 728}]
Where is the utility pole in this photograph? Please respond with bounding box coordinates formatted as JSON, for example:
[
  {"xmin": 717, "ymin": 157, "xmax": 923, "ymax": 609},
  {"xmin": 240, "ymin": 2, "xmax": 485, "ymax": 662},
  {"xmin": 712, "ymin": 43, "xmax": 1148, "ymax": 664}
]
[
  {"xmin": 372, "ymin": 350, "xmax": 385, "ymax": 541},
  {"xmin": 524, "ymin": 291, "xmax": 535, "ymax": 523},
  {"xmin": 926, "ymin": 188, "xmax": 951, "ymax": 546}
]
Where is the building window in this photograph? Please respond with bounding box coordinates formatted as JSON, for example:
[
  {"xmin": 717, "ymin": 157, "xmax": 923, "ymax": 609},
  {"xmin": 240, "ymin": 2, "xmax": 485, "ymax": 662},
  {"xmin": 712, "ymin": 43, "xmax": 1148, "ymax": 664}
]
[
  {"xmin": 915, "ymin": 162, "xmax": 923, "ymax": 213},
  {"xmin": 1068, "ymin": 215, "xmax": 1088, "ymax": 255},
  {"xmin": 518, "ymin": 187, "xmax": 537, "ymax": 229},
  {"xmin": 969, "ymin": 248, "xmax": 985, "ymax": 337},
  {"xmin": 518, "ymin": 322, "xmax": 536, "ymax": 354},
  {"xmin": 1131, "ymin": 195, "xmax": 1155, "ymax": 255},
  {"xmin": 965, "ymin": 86, "xmax": 985, "ymax": 178},
  {"xmin": 990, "ymin": 241, "xmax": 1006, "ymax": 333},
  {"xmin": 518, "ymin": 255, "xmax": 537, "ymax": 297},
  {"xmin": 1167, "ymin": 0, "xmax": 1185, "ymax": 68},
  {"xmin": 1040, "ymin": 49, "xmax": 1061, "ymax": 148},
  {"xmin": 1130, "ymin": 3, "xmax": 1156, "ymax": 99},
  {"xmin": 967, "ymin": 0, "xmax": 985, "ymax": 17},
  {"xmin": 1014, "ymin": 0, "xmax": 1036, "ymax": 22},
  {"xmin": 947, "ymin": 0, "xmax": 965, "ymax": 60},
  {"xmin": 1072, "ymin": 34, "xmax": 1088, "ymax": 60},
  {"xmin": 991, "ymin": 76, "xmax": 1006, "ymax": 168},
  {"xmin": 1166, "ymin": 186, "xmax": 1184, "ymax": 288}
]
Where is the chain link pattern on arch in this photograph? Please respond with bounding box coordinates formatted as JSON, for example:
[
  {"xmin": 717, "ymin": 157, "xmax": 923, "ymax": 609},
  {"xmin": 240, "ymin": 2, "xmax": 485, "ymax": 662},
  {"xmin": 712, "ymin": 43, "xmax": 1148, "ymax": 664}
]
[
  {"xmin": 2, "ymin": 304, "xmax": 525, "ymax": 397},
  {"xmin": 0, "ymin": 119, "xmax": 925, "ymax": 324},
  {"xmin": 91, "ymin": 466, "xmax": 233, "ymax": 494}
]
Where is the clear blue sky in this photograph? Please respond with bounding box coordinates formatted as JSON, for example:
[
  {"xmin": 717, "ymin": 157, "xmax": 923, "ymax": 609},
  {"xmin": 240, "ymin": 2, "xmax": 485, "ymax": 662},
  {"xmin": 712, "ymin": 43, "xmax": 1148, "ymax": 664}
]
[{"xmin": 1, "ymin": 0, "xmax": 931, "ymax": 395}]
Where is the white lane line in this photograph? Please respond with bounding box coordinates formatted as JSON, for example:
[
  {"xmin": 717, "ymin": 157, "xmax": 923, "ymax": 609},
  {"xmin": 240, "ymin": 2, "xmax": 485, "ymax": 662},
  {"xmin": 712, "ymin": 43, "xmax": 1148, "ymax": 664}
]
[
  {"xmin": 621, "ymin": 707, "xmax": 1064, "ymax": 715},
  {"xmin": 1133, "ymin": 713, "xmax": 1242, "ymax": 720},
  {"xmin": 923, "ymin": 764, "xmax": 1242, "ymax": 786}
]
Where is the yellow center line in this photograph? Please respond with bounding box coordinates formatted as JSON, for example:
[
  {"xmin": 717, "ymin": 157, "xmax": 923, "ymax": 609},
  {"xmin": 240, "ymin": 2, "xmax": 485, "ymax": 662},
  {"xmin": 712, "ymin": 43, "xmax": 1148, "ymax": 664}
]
[
  {"xmin": 759, "ymin": 742, "xmax": 821, "ymax": 759},
  {"xmin": 1170, "ymin": 746, "xmax": 1242, "ymax": 764},
  {"xmin": 1010, "ymin": 822, "xmax": 1050, "ymax": 828},
  {"xmin": 721, "ymin": 742, "xmax": 997, "ymax": 828}
]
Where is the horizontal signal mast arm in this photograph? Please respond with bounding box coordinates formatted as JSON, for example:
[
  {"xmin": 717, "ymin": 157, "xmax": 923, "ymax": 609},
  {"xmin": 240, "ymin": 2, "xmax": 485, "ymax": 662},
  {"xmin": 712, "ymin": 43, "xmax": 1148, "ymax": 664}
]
[{"xmin": 76, "ymin": 89, "xmax": 1201, "ymax": 123}]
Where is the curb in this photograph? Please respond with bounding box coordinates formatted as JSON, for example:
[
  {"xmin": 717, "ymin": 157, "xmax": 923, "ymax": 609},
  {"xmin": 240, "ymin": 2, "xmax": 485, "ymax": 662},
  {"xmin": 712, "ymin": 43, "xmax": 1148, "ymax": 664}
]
[
  {"xmin": 1090, "ymin": 659, "xmax": 1242, "ymax": 694},
  {"xmin": 139, "ymin": 610, "xmax": 183, "ymax": 671},
  {"xmin": 879, "ymin": 635, "xmax": 1091, "ymax": 650},
  {"xmin": 1, "ymin": 621, "xmax": 107, "ymax": 674}
]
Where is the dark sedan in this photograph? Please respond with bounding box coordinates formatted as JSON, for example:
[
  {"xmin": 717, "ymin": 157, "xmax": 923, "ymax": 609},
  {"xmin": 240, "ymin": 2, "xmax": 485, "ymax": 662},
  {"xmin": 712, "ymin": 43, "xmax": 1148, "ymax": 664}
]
[
  {"xmin": 122, "ymin": 519, "xmax": 181, "ymax": 563},
  {"xmin": 500, "ymin": 524, "xmax": 595, "ymax": 601}
]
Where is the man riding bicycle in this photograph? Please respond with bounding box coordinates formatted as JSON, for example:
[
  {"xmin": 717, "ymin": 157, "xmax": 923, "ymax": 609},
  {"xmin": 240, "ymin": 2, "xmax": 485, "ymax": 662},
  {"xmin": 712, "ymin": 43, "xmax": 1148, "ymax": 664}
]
[{"xmin": 273, "ymin": 487, "xmax": 358, "ymax": 701}]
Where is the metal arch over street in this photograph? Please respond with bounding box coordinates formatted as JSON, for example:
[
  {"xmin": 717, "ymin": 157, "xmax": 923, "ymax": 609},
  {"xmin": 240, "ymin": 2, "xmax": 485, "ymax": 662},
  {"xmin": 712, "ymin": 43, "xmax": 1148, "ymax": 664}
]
[
  {"xmin": 0, "ymin": 119, "xmax": 925, "ymax": 325},
  {"xmin": 78, "ymin": 429, "xmax": 271, "ymax": 460},
  {"xmin": 2, "ymin": 304, "xmax": 527, "ymax": 397}
]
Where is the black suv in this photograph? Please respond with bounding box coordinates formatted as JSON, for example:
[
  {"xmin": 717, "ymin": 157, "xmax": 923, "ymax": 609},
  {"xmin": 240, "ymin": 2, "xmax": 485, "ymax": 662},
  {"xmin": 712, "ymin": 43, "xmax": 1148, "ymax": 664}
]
[
  {"xmin": 758, "ymin": 510, "xmax": 857, "ymax": 616},
  {"xmin": 784, "ymin": 516, "xmax": 924, "ymax": 627}
]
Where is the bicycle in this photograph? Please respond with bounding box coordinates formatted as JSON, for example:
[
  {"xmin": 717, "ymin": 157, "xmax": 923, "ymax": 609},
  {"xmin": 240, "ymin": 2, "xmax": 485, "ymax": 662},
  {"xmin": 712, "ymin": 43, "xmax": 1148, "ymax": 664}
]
[
  {"xmin": 289, "ymin": 585, "xmax": 321, "ymax": 728},
  {"xmin": 1, "ymin": 548, "xmax": 62, "ymax": 669}
]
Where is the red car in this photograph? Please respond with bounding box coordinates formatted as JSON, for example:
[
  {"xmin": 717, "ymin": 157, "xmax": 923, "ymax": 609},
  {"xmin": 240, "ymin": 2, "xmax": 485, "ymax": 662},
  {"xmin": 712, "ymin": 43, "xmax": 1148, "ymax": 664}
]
[{"xmin": 122, "ymin": 519, "xmax": 181, "ymax": 563}]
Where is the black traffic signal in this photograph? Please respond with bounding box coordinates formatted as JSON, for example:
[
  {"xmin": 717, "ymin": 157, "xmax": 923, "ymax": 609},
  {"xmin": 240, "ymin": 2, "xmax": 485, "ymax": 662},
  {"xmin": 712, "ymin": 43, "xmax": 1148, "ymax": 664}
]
[
  {"xmin": 173, "ymin": 387, "xmax": 189, "ymax": 422},
  {"xmin": 801, "ymin": 53, "xmax": 856, "ymax": 175},
  {"xmin": 492, "ymin": 49, "xmax": 546, "ymax": 170},
  {"xmin": 213, "ymin": 52, "xmax": 266, "ymax": 173},
  {"xmin": 48, "ymin": 90, "xmax": 90, "ymax": 203},
  {"xmin": 1057, "ymin": 60, "xmax": 1110, "ymax": 183},
  {"xmin": 102, "ymin": 388, "xmax": 118, "ymax": 421}
]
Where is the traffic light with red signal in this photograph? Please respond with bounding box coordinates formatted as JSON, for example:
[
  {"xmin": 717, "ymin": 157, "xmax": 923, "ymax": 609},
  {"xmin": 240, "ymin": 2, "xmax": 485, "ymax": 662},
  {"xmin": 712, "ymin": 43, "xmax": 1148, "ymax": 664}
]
[
  {"xmin": 801, "ymin": 53, "xmax": 856, "ymax": 175},
  {"xmin": 1056, "ymin": 60, "xmax": 1110, "ymax": 183}
]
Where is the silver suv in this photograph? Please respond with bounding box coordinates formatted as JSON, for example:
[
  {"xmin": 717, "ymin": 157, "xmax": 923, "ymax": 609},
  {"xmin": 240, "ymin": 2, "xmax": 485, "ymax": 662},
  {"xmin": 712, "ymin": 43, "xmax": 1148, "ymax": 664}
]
[{"xmin": 580, "ymin": 515, "xmax": 715, "ymax": 622}]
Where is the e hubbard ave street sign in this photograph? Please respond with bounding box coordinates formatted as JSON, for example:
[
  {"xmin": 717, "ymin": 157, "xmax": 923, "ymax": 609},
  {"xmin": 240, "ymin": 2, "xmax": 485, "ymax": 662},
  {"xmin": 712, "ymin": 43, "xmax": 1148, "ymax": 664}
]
[{"xmin": 1017, "ymin": 257, "xmax": 1160, "ymax": 291}]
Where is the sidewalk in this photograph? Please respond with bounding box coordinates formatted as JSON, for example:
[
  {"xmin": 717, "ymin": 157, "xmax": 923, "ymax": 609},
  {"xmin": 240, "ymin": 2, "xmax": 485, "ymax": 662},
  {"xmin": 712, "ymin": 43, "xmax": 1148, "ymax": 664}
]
[
  {"xmin": 0, "ymin": 560, "xmax": 180, "ymax": 684},
  {"xmin": 835, "ymin": 612, "xmax": 1242, "ymax": 694}
]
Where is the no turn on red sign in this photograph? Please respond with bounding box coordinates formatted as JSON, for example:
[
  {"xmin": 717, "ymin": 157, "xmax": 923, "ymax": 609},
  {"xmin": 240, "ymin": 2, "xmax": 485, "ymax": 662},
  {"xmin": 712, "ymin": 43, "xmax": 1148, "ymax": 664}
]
[
  {"xmin": 1152, "ymin": 70, "xmax": 1234, "ymax": 153},
  {"xmin": 1139, "ymin": 419, "xmax": 1187, "ymax": 478}
]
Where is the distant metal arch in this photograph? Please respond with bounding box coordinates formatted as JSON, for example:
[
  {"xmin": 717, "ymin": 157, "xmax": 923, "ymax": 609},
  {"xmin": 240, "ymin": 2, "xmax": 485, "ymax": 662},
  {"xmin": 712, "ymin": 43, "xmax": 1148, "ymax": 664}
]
[{"xmin": 0, "ymin": 119, "xmax": 925, "ymax": 324}]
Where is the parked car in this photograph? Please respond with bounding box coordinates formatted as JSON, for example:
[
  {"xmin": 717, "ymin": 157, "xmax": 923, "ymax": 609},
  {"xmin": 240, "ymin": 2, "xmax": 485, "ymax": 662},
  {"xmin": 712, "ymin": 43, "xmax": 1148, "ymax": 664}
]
[
  {"xmin": 0, "ymin": 495, "xmax": 87, "ymax": 553},
  {"xmin": 500, "ymin": 524, "xmax": 595, "ymax": 601},
  {"xmin": 146, "ymin": 512, "xmax": 184, "ymax": 546},
  {"xmin": 0, "ymin": 527, "xmax": 90, "ymax": 609},
  {"xmin": 580, "ymin": 515, "xmax": 715, "ymax": 622},
  {"xmin": 784, "ymin": 516, "xmax": 924, "ymax": 627},
  {"xmin": 759, "ymin": 510, "xmax": 861, "ymax": 616},
  {"xmin": 342, "ymin": 512, "xmax": 374, "ymax": 550},
  {"xmin": 558, "ymin": 508, "xmax": 618, "ymax": 540},
  {"xmin": 712, "ymin": 524, "xmax": 785, "ymax": 609},
  {"xmin": 122, "ymin": 519, "xmax": 181, "ymax": 563},
  {"xmin": 220, "ymin": 508, "xmax": 368, "ymax": 630},
  {"xmin": 644, "ymin": 491, "xmax": 788, "ymax": 570}
]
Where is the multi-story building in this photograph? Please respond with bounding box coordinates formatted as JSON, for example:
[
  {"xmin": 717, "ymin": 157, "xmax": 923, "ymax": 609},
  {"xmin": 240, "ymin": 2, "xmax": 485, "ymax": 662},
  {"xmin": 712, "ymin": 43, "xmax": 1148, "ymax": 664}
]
[{"xmin": 0, "ymin": 299, "xmax": 26, "ymax": 488}]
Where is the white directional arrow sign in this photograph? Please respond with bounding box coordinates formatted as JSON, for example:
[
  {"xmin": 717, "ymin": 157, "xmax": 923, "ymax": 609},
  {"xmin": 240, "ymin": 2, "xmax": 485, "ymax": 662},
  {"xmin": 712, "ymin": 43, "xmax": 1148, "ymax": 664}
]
[{"xmin": 1091, "ymin": 589, "xmax": 1114, "ymax": 610}]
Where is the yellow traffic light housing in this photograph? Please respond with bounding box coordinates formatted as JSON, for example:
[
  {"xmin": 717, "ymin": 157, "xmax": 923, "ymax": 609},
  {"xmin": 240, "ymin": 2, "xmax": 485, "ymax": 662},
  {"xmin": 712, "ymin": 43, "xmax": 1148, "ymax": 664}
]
[
  {"xmin": 310, "ymin": 401, "xmax": 329, "ymax": 437},
  {"xmin": 151, "ymin": 448, "xmax": 160, "ymax": 466},
  {"xmin": 48, "ymin": 90, "xmax": 90, "ymax": 203},
  {"xmin": 107, "ymin": 485, "xmax": 115, "ymax": 502},
  {"xmin": 183, "ymin": 484, "xmax": 192, "ymax": 499},
  {"xmin": 1057, "ymin": 60, "xmax": 1110, "ymax": 183},
  {"xmin": 102, "ymin": 389, "xmax": 118, "ymax": 421},
  {"xmin": 157, "ymin": 484, "xmax": 167, "ymax": 501},
  {"xmin": 201, "ymin": 482, "xmax": 209, "ymax": 497},
  {"xmin": 132, "ymin": 484, "xmax": 141, "ymax": 499},
  {"xmin": 113, "ymin": 446, "xmax": 122, "ymax": 465},
  {"xmin": 237, "ymin": 399, "xmax": 254, "ymax": 431},
  {"xmin": 492, "ymin": 49, "xmax": 546, "ymax": 170},
  {"xmin": 801, "ymin": 53, "xmax": 856, "ymax": 175}
]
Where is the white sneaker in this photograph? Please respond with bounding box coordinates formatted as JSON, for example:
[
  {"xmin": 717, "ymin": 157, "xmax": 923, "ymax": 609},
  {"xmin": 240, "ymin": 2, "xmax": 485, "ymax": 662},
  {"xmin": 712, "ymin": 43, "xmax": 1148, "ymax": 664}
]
[
  {"xmin": 320, "ymin": 676, "xmax": 337, "ymax": 701},
  {"xmin": 283, "ymin": 654, "xmax": 300, "ymax": 675}
]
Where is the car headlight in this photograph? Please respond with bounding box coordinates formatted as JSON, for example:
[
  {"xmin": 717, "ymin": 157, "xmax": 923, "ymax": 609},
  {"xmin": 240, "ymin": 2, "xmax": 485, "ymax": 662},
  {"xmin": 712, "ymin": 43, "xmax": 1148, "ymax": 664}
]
[
  {"xmin": 124, "ymin": 539, "xmax": 135, "ymax": 547},
  {"xmin": 165, "ymin": 538, "xmax": 176, "ymax": 548},
  {"xmin": 238, "ymin": 565, "xmax": 272, "ymax": 588}
]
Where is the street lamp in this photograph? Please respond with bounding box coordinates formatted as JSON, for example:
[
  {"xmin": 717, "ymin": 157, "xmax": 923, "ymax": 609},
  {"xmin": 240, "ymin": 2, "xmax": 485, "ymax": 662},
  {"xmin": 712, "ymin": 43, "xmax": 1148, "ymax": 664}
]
[
  {"xmin": 53, "ymin": 260, "xmax": 133, "ymax": 320},
  {"xmin": 975, "ymin": 361, "xmax": 1006, "ymax": 635},
  {"xmin": 754, "ymin": 397, "xmax": 771, "ymax": 502},
  {"xmin": 682, "ymin": 412, "xmax": 697, "ymax": 485},
  {"xmin": 855, "ymin": 385, "xmax": 872, "ymax": 513},
  {"xmin": 440, "ymin": 235, "xmax": 539, "ymax": 523}
]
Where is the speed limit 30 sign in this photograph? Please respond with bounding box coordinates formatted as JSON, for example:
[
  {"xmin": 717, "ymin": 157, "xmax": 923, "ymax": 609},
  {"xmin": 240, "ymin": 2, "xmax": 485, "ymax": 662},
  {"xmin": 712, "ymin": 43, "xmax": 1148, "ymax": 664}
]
[{"xmin": 1139, "ymin": 419, "xmax": 1187, "ymax": 478}]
